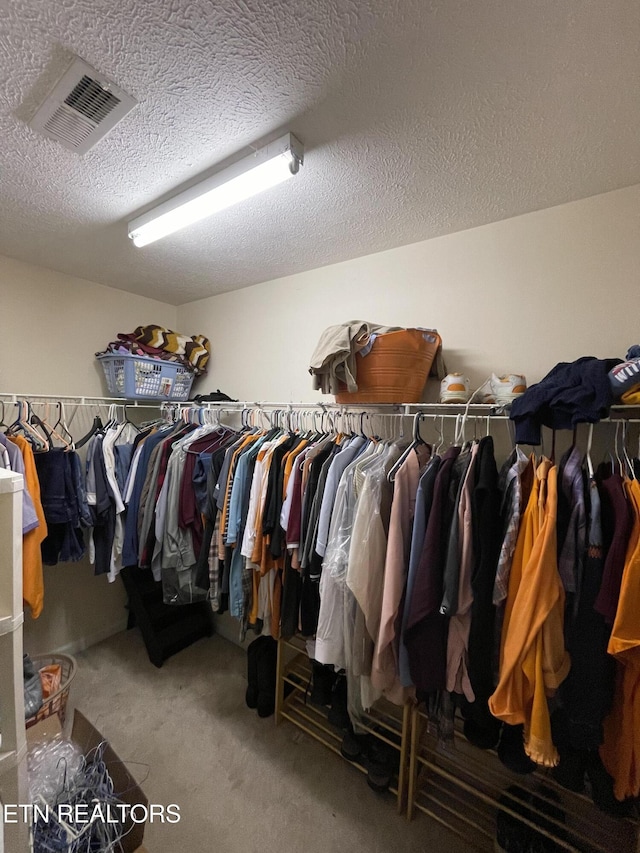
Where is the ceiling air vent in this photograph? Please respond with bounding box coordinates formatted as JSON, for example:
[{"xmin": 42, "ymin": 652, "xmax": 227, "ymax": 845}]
[{"xmin": 29, "ymin": 57, "xmax": 137, "ymax": 155}]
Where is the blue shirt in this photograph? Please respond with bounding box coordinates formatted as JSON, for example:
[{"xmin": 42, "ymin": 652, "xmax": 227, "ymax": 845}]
[{"xmin": 122, "ymin": 426, "xmax": 174, "ymax": 567}]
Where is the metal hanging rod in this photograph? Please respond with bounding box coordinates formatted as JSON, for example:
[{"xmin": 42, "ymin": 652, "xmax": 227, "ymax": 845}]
[
  {"xmin": 0, "ymin": 393, "xmax": 161, "ymax": 408},
  {"xmin": 165, "ymin": 400, "xmax": 640, "ymax": 424},
  {"xmin": 1, "ymin": 393, "xmax": 639, "ymax": 423},
  {"xmin": 169, "ymin": 400, "xmax": 507, "ymax": 416}
]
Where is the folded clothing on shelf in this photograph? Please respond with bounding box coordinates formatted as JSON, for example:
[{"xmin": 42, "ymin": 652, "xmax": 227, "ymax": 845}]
[{"xmin": 96, "ymin": 324, "xmax": 210, "ymax": 375}]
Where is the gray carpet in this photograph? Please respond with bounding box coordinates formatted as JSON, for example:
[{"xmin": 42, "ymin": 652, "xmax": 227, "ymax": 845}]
[{"xmin": 72, "ymin": 630, "xmax": 474, "ymax": 852}]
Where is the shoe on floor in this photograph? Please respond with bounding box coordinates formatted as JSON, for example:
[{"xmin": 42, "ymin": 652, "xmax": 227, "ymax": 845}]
[{"xmin": 439, "ymin": 373, "xmax": 471, "ymax": 404}]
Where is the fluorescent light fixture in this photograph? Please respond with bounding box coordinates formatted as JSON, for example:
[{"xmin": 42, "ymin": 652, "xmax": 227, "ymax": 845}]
[{"xmin": 128, "ymin": 132, "xmax": 304, "ymax": 247}]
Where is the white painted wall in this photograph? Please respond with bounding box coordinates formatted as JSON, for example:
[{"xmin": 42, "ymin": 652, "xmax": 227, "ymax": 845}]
[
  {"xmin": 178, "ymin": 184, "xmax": 640, "ymax": 402},
  {"xmin": 0, "ymin": 254, "xmax": 177, "ymax": 656}
]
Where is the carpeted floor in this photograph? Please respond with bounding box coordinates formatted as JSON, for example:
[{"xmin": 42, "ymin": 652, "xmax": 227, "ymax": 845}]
[{"xmin": 72, "ymin": 630, "xmax": 474, "ymax": 852}]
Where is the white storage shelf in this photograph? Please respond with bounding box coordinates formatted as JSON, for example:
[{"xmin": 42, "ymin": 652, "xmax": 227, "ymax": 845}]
[{"xmin": 0, "ymin": 468, "xmax": 29, "ymax": 853}]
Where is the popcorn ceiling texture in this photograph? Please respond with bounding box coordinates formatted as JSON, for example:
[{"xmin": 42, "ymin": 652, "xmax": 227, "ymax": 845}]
[{"xmin": 1, "ymin": 0, "xmax": 639, "ymax": 304}]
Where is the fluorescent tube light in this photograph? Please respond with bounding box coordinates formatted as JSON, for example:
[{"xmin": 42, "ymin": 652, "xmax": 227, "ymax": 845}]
[{"xmin": 128, "ymin": 132, "xmax": 304, "ymax": 247}]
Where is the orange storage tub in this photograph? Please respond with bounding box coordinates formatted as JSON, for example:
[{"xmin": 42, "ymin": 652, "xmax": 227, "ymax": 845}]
[{"xmin": 335, "ymin": 328, "xmax": 442, "ymax": 404}]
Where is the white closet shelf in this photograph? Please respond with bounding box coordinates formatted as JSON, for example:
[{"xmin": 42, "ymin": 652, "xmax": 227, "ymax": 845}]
[
  {"xmin": 0, "ymin": 612, "xmax": 23, "ymax": 636},
  {"xmin": 0, "ymin": 472, "xmax": 23, "ymax": 494},
  {"xmin": 0, "ymin": 743, "xmax": 27, "ymax": 773}
]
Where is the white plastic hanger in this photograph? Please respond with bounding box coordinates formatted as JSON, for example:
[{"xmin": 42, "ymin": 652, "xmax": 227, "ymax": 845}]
[{"xmin": 586, "ymin": 423, "xmax": 595, "ymax": 479}]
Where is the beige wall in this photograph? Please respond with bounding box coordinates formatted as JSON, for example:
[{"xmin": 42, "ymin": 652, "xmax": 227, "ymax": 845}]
[
  {"xmin": 0, "ymin": 254, "xmax": 177, "ymax": 656},
  {"xmin": 5, "ymin": 182, "xmax": 640, "ymax": 654},
  {"xmin": 0, "ymin": 254, "xmax": 177, "ymax": 397},
  {"xmin": 178, "ymin": 184, "xmax": 640, "ymax": 402}
]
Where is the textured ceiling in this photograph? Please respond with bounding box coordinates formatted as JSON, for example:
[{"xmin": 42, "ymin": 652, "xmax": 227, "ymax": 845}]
[{"xmin": 1, "ymin": 0, "xmax": 640, "ymax": 305}]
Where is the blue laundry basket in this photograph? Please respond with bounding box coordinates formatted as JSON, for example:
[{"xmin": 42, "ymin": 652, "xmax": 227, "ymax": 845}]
[{"xmin": 97, "ymin": 353, "xmax": 194, "ymax": 401}]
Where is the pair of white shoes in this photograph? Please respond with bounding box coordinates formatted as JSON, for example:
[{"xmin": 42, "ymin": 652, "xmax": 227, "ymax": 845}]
[{"xmin": 439, "ymin": 373, "xmax": 527, "ymax": 405}]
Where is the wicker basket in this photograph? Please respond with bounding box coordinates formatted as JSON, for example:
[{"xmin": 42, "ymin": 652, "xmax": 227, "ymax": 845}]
[
  {"xmin": 335, "ymin": 328, "xmax": 442, "ymax": 404},
  {"xmin": 25, "ymin": 653, "xmax": 77, "ymax": 729}
]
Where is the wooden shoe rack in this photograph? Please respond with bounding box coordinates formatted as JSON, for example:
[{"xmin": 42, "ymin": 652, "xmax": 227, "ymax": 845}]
[
  {"xmin": 275, "ymin": 635, "xmax": 411, "ymax": 814},
  {"xmin": 275, "ymin": 638, "xmax": 639, "ymax": 851},
  {"xmin": 408, "ymin": 704, "xmax": 640, "ymax": 853}
]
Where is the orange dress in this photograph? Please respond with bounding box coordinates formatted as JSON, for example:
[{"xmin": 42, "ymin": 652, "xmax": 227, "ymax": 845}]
[{"xmin": 489, "ymin": 459, "xmax": 570, "ymax": 767}]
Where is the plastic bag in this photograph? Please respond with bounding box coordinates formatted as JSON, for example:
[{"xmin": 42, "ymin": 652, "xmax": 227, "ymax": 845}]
[
  {"xmin": 39, "ymin": 664, "xmax": 62, "ymax": 699},
  {"xmin": 27, "ymin": 736, "xmax": 83, "ymax": 804}
]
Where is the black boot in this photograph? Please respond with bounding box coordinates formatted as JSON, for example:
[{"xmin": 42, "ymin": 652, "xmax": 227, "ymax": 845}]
[
  {"xmin": 245, "ymin": 636, "xmax": 265, "ymax": 709},
  {"xmin": 256, "ymin": 636, "xmax": 278, "ymax": 718},
  {"xmin": 327, "ymin": 673, "xmax": 350, "ymax": 730},
  {"xmin": 310, "ymin": 660, "xmax": 336, "ymax": 707}
]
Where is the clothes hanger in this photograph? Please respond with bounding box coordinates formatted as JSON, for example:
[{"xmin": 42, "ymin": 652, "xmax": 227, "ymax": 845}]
[
  {"xmin": 101, "ymin": 403, "xmax": 119, "ymax": 431},
  {"xmin": 433, "ymin": 414, "xmax": 445, "ymax": 455},
  {"xmin": 74, "ymin": 411, "xmax": 105, "ymax": 449},
  {"xmin": 621, "ymin": 420, "xmax": 635, "ymax": 479},
  {"xmin": 24, "ymin": 401, "xmax": 52, "ymax": 450},
  {"xmin": 387, "ymin": 412, "xmax": 425, "ymax": 482},
  {"xmin": 8, "ymin": 401, "xmax": 49, "ymax": 450},
  {"xmin": 614, "ymin": 421, "xmax": 624, "ymax": 477},
  {"xmin": 121, "ymin": 404, "xmax": 141, "ymax": 432},
  {"xmin": 586, "ymin": 423, "xmax": 595, "ymax": 480},
  {"xmin": 53, "ymin": 401, "xmax": 76, "ymax": 448},
  {"xmin": 38, "ymin": 402, "xmax": 73, "ymax": 450}
]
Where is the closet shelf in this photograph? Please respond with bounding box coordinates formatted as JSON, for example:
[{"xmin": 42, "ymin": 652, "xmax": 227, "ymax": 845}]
[
  {"xmin": 0, "ymin": 742, "xmax": 27, "ymax": 773},
  {"xmin": 0, "ymin": 467, "xmax": 29, "ymax": 852},
  {"xmin": 0, "ymin": 750, "xmax": 17, "ymax": 773},
  {"xmin": 409, "ymin": 706, "xmax": 639, "ymax": 853},
  {"xmin": 275, "ymin": 635, "xmax": 411, "ymax": 813},
  {"xmin": 0, "ymin": 612, "xmax": 24, "ymax": 637}
]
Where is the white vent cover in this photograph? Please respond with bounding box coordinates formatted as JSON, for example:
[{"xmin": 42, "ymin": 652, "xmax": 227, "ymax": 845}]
[{"xmin": 29, "ymin": 57, "xmax": 137, "ymax": 154}]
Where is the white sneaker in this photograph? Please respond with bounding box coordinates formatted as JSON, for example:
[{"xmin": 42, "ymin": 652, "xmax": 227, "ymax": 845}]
[
  {"xmin": 488, "ymin": 373, "xmax": 527, "ymax": 404},
  {"xmin": 474, "ymin": 374, "xmax": 527, "ymax": 404},
  {"xmin": 439, "ymin": 373, "xmax": 471, "ymax": 403}
]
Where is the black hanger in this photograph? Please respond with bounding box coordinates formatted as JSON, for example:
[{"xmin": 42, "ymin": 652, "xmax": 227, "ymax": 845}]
[{"xmin": 74, "ymin": 415, "xmax": 104, "ymax": 449}]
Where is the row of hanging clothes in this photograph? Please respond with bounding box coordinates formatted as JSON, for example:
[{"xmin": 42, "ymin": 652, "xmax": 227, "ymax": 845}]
[
  {"xmin": 485, "ymin": 419, "xmax": 640, "ymax": 812},
  {"xmin": 0, "ymin": 397, "xmax": 161, "ymax": 618},
  {"xmin": 188, "ymin": 404, "xmax": 640, "ymax": 816},
  {"xmin": 5, "ymin": 394, "xmax": 640, "ymax": 812},
  {"xmin": 0, "ymin": 399, "xmax": 93, "ymax": 619}
]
